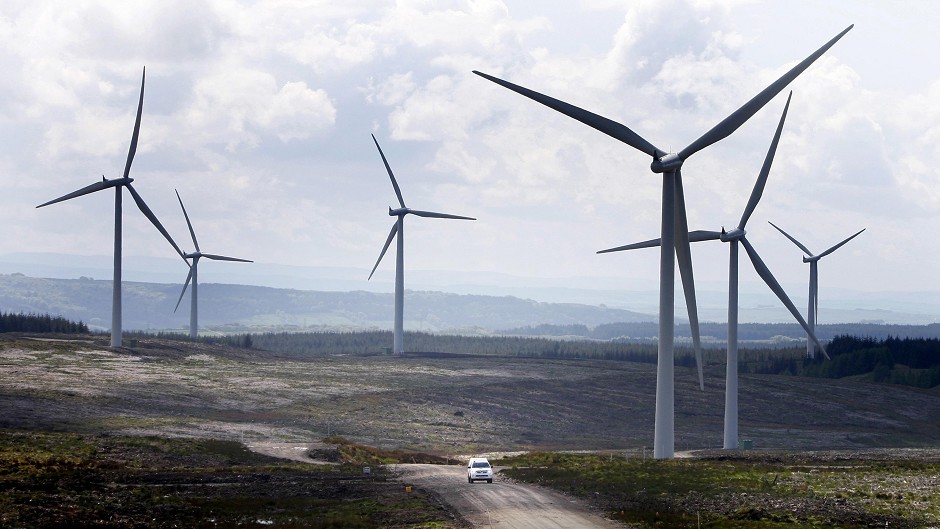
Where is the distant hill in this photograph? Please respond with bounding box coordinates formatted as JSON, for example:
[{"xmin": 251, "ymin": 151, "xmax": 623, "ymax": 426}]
[
  {"xmin": 0, "ymin": 273, "xmax": 653, "ymax": 333},
  {"xmin": 5, "ymin": 252, "xmax": 940, "ymax": 326}
]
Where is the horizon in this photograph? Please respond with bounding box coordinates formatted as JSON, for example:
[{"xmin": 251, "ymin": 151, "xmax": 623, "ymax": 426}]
[{"xmin": 3, "ymin": 250, "xmax": 939, "ymax": 327}]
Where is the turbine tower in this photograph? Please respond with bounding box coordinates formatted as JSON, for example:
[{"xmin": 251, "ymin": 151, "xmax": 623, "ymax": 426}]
[
  {"xmin": 474, "ymin": 25, "xmax": 852, "ymax": 458},
  {"xmin": 600, "ymin": 93, "xmax": 827, "ymax": 450},
  {"xmin": 368, "ymin": 135, "xmax": 476, "ymax": 355},
  {"xmin": 769, "ymin": 222, "xmax": 865, "ymax": 358},
  {"xmin": 173, "ymin": 190, "xmax": 253, "ymax": 339},
  {"xmin": 36, "ymin": 67, "xmax": 184, "ymax": 348}
]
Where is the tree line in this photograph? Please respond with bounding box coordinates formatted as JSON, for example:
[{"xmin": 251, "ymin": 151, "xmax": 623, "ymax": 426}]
[
  {"xmin": 502, "ymin": 321, "xmax": 940, "ymax": 341},
  {"xmin": 122, "ymin": 328, "xmax": 939, "ymax": 390},
  {"xmin": 0, "ymin": 311, "xmax": 89, "ymax": 334},
  {"xmin": 750, "ymin": 335, "xmax": 940, "ymax": 389}
]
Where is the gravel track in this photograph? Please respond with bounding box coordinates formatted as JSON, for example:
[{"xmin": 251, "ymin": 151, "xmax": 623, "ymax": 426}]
[{"xmin": 395, "ymin": 464, "xmax": 627, "ymax": 529}]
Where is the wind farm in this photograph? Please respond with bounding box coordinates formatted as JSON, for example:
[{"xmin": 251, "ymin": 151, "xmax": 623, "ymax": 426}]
[
  {"xmin": 598, "ymin": 92, "xmax": 827, "ymax": 450},
  {"xmin": 473, "ymin": 24, "xmax": 853, "ymax": 459},
  {"xmin": 4, "ymin": 2, "xmax": 940, "ymax": 527},
  {"xmin": 34, "ymin": 67, "xmax": 185, "ymax": 348}
]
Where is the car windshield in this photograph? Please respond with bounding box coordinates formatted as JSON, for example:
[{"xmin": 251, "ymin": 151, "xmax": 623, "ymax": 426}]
[{"xmin": 472, "ymin": 462, "xmax": 490, "ymax": 468}]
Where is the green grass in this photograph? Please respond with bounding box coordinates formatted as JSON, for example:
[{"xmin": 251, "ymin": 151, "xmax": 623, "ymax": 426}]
[{"xmin": 496, "ymin": 451, "xmax": 938, "ymax": 528}]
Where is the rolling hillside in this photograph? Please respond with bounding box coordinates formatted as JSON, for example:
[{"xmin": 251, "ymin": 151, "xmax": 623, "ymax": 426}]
[{"xmin": 0, "ymin": 273, "xmax": 652, "ymax": 333}]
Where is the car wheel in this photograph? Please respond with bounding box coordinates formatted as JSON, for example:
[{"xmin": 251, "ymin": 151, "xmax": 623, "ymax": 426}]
[
  {"xmin": 468, "ymin": 477, "xmax": 472, "ymax": 483},
  {"xmin": 487, "ymin": 479, "xmax": 493, "ymax": 483}
]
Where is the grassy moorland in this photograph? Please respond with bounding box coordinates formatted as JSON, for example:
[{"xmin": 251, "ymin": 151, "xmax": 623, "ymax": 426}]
[
  {"xmin": 496, "ymin": 450, "xmax": 940, "ymax": 528},
  {"xmin": 0, "ymin": 430, "xmax": 460, "ymax": 529}
]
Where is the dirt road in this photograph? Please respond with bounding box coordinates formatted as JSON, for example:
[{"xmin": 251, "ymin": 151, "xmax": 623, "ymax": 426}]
[{"xmin": 395, "ymin": 464, "xmax": 626, "ymax": 529}]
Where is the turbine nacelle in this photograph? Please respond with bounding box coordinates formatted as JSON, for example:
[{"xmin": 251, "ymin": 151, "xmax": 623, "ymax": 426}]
[
  {"xmin": 720, "ymin": 228, "xmax": 746, "ymax": 243},
  {"xmin": 650, "ymin": 153, "xmax": 683, "ymax": 174},
  {"xmin": 103, "ymin": 176, "xmax": 134, "ymax": 187},
  {"xmin": 389, "ymin": 206, "xmax": 409, "ymax": 217}
]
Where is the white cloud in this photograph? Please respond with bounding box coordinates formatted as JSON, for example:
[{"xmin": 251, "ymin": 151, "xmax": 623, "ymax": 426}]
[
  {"xmin": 365, "ymin": 72, "xmax": 417, "ymax": 106},
  {"xmin": 3, "ymin": 0, "xmax": 940, "ymax": 303},
  {"xmin": 181, "ymin": 69, "xmax": 336, "ymax": 150}
]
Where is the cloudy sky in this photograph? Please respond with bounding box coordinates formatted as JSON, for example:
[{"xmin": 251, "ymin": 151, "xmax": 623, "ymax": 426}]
[{"xmin": 1, "ymin": 0, "xmax": 938, "ymax": 310}]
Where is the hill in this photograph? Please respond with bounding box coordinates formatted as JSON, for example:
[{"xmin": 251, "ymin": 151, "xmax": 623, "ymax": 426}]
[{"xmin": 0, "ymin": 273, "xmax": 652, "ymax": 333}]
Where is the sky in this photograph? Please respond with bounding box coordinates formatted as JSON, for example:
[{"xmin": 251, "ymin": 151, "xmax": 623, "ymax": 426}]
[{"xmin": 1, "ymin": 0, "xmax": 939, "ymax": 319}]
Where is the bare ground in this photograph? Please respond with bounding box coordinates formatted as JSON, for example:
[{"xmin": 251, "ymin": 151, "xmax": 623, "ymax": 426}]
[
  {"xmin": 3, "ymin": 335, "xmax": 940, "ymax": 528},
  {"xmin": 2, "ymin": 335, "xmax": 937, "ymax": 455}
]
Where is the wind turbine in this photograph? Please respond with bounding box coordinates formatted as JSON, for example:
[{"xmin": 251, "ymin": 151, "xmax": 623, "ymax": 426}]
[
  {"xmin": 368, "ymin": 134, "xmax": 476, "ymax": 355},
  {"xmin": 769, "ymin": 222, "xmax": 865, "ymax": 359},
  {"xmin": 36, "ymin": 67, "xmax": 184, "ymax": 348},
  {"xmin": 474, "ymin": 25, "xmax": 852, "ymax": 458},
  {"xmin": 600, "ymin": 92, "xmax": 827, "ymax": 450},
  {"xmin": 173, "ymin": 190, "xmax": 253, "ymax": 339}
]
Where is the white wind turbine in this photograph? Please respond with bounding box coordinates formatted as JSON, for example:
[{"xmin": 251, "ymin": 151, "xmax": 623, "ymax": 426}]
[
  {"xmin": 173, "ymin": 190, "xmax": 253, "ymax": 339},
  {"xmin": 368, "ymin": 134, "xmax": 476, "ymax": 355},
  {"xmin": 600, "ymin": 92, "xmax": 827, "ymax": 450},
  {"xmin": 474, "ymin": 24, "xmax": 852, "ymax": 458},
  {"xmin": 769, "ymin": 222, "xmax": 865, "ymax": 359},
  {"xmin": 36, "ymin": 67, "xmax": 185, "ymax": 348}
]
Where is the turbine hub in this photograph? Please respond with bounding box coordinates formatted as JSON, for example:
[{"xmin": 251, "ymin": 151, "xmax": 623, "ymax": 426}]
[
  {"xmin": 106, "ymin": 177, "xmax": 134, "ymax": 187},
  {"xmin": 721, "ymin": 228, "xmax": 745, "ymax": 242},
  {"xmin": 389, "ymin": 206, "xmax": 409, "ymax": 217},
  {"xmin": 650, "ymin": 153, "xmax": 683, "ymax": 174}
]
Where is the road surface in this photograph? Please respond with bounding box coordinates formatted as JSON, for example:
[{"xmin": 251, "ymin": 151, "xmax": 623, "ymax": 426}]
[{"xmin": 395, "ymin": 463, "xmax": 626, "ymax": 529}]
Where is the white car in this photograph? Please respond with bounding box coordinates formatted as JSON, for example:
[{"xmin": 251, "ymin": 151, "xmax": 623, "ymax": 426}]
[{"xmin": 467, "ymin": 457, "xmax": 494, "ymax": 483}]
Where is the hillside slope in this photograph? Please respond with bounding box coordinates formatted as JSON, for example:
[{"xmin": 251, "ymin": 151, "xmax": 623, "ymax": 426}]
[{"xmin": 0, "ymin": 273, "xmax": 652, "ymax": 332}]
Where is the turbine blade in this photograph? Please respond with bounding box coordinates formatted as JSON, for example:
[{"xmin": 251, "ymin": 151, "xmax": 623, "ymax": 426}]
[
  {"xmin": 741, "ymin": 237, "xmax": 828, "ymax": 358},
  {"xmin": 738, "ymin": 92, "xmax": 792, "ymax": 230},
  {"xmin": 674, "ymin": 170, "xmax": 704, "ymax": 390},
  {"xmin": 689, "ymin": 230, "xmax": 723, "ymax": 242},
  {"xmin": 599, "ymin": 230, "xmax": 720, "ymax": 254},
  {"xmin": 368, "ymin": 222, "xmax": 399, "ymax": 280},
  {"xmin": 123, "ymin": 67, "xmax": 145, "ymax": 180},
  {"xmin": 202, "ymin": 253, "xmax": 253, "ymax": 263},
  {"xmin": 372, "ymin": 135, "xmax": 406, "ymax": 209},
  {"xmin": 174, "ymin": 265, "xmax": 193, "ymax": 313},
  {"xmin": 768, "ymin": 221, "xmax": 813, "ymax": 256},
  {"xmin": 36, "ymin": 179, "xmax": 114, "ymax": 208},
  {"xmin": 678, "ymin": 25, "xmax": 852, "ymax": 161},
  {"xmin": 816, "ymin": 228, "xmax": 865, "ymax": 259},
  {"xmin": 127, "ymin": 183, "xmax": 185, "ymax": 259},
  {"xmin": 409, "ymin": 209, "xmax": 476, "ymax": 220},
  {"xmin": 473, "ymin": 70, "xmax": 666, "ymax": 158},
  {"xmin": 597, "ymin": 238, "xmax": 662, "ymax": 254},
  {"xmin": 175, "ymin": 189, "xmax": 200, "ymax": 252}
]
